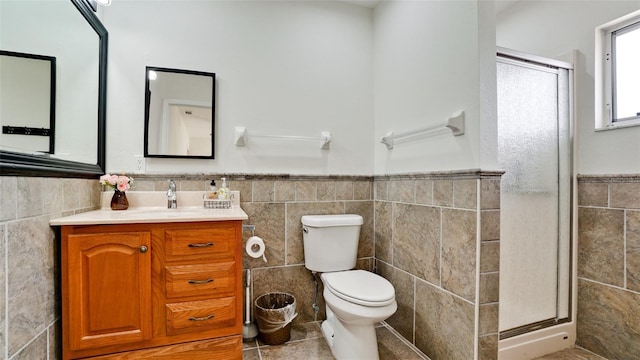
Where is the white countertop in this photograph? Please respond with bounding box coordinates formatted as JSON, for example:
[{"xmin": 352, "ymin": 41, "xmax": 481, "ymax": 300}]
[{"xmin": 49, "ymin": 191, "xmax": 248, "ymax": 226}]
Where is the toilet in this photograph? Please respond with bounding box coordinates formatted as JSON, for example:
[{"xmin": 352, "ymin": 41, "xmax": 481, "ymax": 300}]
[{"xmin": 301, "ymin": 214, "xmax": 397, "ymax": 360}]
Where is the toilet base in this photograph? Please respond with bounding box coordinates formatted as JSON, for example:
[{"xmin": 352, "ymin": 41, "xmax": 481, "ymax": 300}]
[{"xmin": 321, "ymin": 309, "xmax": 380, "ymax": 360}]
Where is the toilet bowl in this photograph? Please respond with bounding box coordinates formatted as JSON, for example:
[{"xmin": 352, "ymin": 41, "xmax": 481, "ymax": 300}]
[
  {"xmin": 301, "ymin": 214, "xmax": 397, "ymax": 360},
  {"xmin": 320, "ymin": 270, "xmax": 397, "ymax": 359}
]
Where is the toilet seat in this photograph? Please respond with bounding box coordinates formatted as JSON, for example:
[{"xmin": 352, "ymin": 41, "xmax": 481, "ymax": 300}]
[{"xmin": 322, "ymin": 270, "xmax": 395, "ymax": 307}]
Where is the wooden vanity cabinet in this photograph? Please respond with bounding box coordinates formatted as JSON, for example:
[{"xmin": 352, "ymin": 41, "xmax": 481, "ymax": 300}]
[{"xmin": 61, "ymin": 221, "xmax": 243, "ymax": 360}]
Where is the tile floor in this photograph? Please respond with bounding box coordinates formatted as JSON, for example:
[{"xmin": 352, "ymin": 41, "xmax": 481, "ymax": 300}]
[{"xmin": 242, "ymin": 322, "xmax": 607, "ymax": 360}]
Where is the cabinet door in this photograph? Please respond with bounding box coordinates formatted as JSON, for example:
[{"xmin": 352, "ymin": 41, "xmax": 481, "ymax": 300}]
[{"xmin": 66, "ymin": 231, "xmax": 152, "ymax": 351}]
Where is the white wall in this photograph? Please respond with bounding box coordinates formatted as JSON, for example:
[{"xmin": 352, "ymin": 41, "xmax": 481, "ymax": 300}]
[
  {"xmin": 373, "ymin": 0, "xmax": 497, "ymax": 174},
  {"xmin": 104, "ymin": 1, "xmax": 374, "ymax": 175},
  {"xmin": 496, "ymin": 0, "xmax": 640, "ymax": 175}
]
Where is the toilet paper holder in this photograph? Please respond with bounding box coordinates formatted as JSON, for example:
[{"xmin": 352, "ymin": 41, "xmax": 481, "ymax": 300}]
[{"xmin": 242, "ymin": 224, "xmax": 256, "ymax": 236}]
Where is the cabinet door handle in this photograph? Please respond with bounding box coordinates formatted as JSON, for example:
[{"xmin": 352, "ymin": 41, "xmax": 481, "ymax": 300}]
[
  {"xmin": 189, "ymin": 314, "xmax": 215, "ymax": 321},
  {"xmin": 139, "ymin": 245, "xmax": 148, "ymax": 253},
  {"xmin": 188, "ymin": 278, "xmax": 214, "ymax": 285},
  {"xmin": 188, "ymin": 242, "xmax": 214, "ymax": 248}
]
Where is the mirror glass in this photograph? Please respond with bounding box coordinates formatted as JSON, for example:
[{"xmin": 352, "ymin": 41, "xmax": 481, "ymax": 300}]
[
  {"xmin": 0, "ymin": 0, "xmax": 106, "ymax": 177},
  {"xmin": 144, "ymin": 67, "xmax": 216, "ymax": 159},
  {"xmin": 0, "ymin": 51, "xmax": 56, "ymax": 155}
]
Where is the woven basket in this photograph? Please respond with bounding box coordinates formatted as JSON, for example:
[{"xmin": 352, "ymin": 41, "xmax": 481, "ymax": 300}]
[{"xmin": 254, "ymin": 292, "xmax": 297, "ymax": 345}]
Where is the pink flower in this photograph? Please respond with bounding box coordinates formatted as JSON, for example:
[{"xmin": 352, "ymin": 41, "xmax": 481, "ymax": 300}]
[
  {"xmin": 116, "ymin": 176, "xmax": 131, "ymax": 191},
  {"xmin": 100, "ymin": 173, "xmax": 133, "ymax": 192}
]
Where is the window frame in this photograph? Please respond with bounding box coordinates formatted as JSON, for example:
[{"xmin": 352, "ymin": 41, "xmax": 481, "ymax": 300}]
[{"xmin": 595, "ymin": 10, "xmax": 640, "ymax": 130}]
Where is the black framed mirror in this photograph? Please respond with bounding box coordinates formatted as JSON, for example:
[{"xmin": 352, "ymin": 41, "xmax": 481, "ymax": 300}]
[
  {"xmin": 0, "ymin": 0, "xmax": 107, "ymax": 178},
  {"xmin": 144, "ymin": 66, "xmax": 215, "ymax": 159}
]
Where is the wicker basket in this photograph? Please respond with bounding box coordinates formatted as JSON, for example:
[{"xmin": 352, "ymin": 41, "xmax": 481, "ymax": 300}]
[{"xmin": 254, "ymin": 292, "xmax": 297, "ymax": 345}]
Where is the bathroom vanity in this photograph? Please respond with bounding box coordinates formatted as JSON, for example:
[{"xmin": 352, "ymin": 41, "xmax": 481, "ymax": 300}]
[{"xmin": 50, "ymin": 193, "xmax": 248, "ymax": 359}]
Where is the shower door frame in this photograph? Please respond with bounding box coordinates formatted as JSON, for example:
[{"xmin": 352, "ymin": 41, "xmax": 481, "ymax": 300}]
[{"xmin": 496, "ymin": 47, "xmax": 577, "ymax": 360}]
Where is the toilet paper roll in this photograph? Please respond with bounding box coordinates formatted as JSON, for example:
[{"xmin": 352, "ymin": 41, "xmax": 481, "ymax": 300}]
[{"xmin": 246, "ymin": 236, "xmax": 267, "ymax": 262}]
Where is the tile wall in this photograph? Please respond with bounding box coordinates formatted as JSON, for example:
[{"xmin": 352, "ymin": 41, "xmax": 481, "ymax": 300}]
[
  {"xmin": 0, "ymin": 176, "xmax": 100, "ymax": 360},
  {"xmin": 374, "ymin": 172, "xmax": 501, "ymax": 360},
  {"xmin": 577, "ymin": 175, "xmax": 640, "ymax": 359},
  {"xmin": 1, "ymin": 172, "xmax": 503, "ymax": 360}
]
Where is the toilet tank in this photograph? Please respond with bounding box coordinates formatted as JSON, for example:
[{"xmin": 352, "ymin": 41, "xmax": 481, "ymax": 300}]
[{"xmin": 301, "ymin": 214, "xmax": 363, "ymax": 272}]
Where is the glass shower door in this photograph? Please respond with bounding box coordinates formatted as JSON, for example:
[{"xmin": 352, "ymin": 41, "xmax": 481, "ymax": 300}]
[{"xmin": 497, "ymin": 56, "xmax": 572, "ymax": 336}]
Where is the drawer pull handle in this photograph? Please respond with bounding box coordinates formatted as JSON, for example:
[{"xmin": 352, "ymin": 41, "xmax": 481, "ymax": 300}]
[
  {"xmin": 188, "ymin": 278, "xmax": 214, "ymax": 285},
  {"xmin": 189, "ymin": 314, "xmax": 215, "ymax": 321},
  {"xmin": 188, "ymin": 242, "xmax": 214, "ymax": 248}
]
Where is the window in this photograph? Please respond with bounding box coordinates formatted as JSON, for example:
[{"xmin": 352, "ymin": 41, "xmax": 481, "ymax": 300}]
[{"xmin": 596, "ymin": 10, "xmax": 640, "ymax": 129}]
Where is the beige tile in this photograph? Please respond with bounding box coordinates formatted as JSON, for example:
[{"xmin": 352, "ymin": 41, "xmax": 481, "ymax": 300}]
[
  {"xmin": 376, "ymin": 326, "xmax": 426, "ymax": 359},
  {"xmin": 376, "ymin": 180, "xmax": 389, "ymax": 201},
  {"xmin": 479, "ymin": 272, "xmax": 499, "ymax": 304},
  {"xmin": 295, "ymin": 182, "xmax": 316, "ymax": 201},
  {"xmin": 626, "ymin": 210, "xmax": 640, "ymax": 292},
  {"xmin": 48, "ymin": 321, "xmax": 60, "ymax": 360},
  {"xmin": 533, "ymin": 347, "xmax": 607, "ymax": 360},
  {"xmin": 375, "ymin": 201, "xmax": 393, "ymax": 264},
  {"xmin": 578, "ymin": 182, "xmax": 608, "ymax": 207},
  {"xmin": 316, "ymin": 181, "xmax": 336, "ymax": 201},
  {"xmin": 0, "ymin": 225, "xmax": 5, "ymax": 356},
  {"xmin": 415, "ymin": 179, "xmax": 433, "ymax": 205},
  {"xmin": 393, "ymin": 203, "xmax": 440, "ymax": 283},
  {"xmin": 481, "ymin": 210, "xmax": 500, "ymax": 241},
  {"xmin": 454, "ymin": 179, "xmax": 477, "ymax": 210},
  {"xmin": 241, "ymin": 202, "xmax": 286, "ymax": 268},
  {"xmin": 578, "ymin": 207, "xmax": 624, "ymax": 287},
  {"xmin": 354, "ymin": 181, "xmax": 372, "ymax": 200},
  {"xmin": 433, "ymin": 180, "xmax": 453, "ymax": 207},
  {"xmin": 478, "ymin": 303, "xmax": 499, "ymax": 335},
  {"xmin": 610, "ymin": 182, "xmax": 640, "ymax": 209},
  {"xmin": 7, "ymin": 216, "xmax": 55, "ymax": 356},
  {"xmin": 480, "ymin": 178, "xmax": 500, "ymax": 210},
  {"xmin": 43, "ymin": 179, "xmax": 64, "ymax": 215},
  {"xmin": 232, "ymin": 180, "xmax": 253, "ymax": 201},
  {"xmin": 478, "ymin": 334, "xmax": 498, "ymax": 360},
  {"xmin": 577, "ymin": 279, "xmax": 640, "ymax": 359},
  {"xmin": 480, "ymin": 241, "xmax": 500, "ymax": 273},
  {"xmin": 130, "ymin": 179, "xmax": 154, "ymax": 191},
  {"xmin": 441, "ymin": 208, "xmax": 477, "ymax": 301},
  {"xmin": 274, "ymin": 180, "xmax": 296, "ymax": 201},
  {"xmin": 0, "ymin": 177, "xmax": 17, "ymax": 221},
  {"xmin": 253, "ymin": 180, "xmax": 275, "ymax": 202},
  {"xmin": 415, "ymin": 280, "xmax": 474, "ymax": 360},
  {"xmin": 178, "ymin": 179, "xmax": 203, "ymax": 191},
  {"xmin": 388, "ymin": 180, "xmax": 415, "ymax": 203},
  {"xmin": 335, "ymin": 181, "xmax": 353, "ymax": 200},
  {"xmin": 377, "ymin": 262, "xmax": 415, "ymax": 343},
  {"xmin": 242, "ymin": 348, "xmax": 261, "ymax": 360},
  {"xmin": 17, "ymin": 177, "xmax": 43, "ymax": 218},
  {"xmin": 258, "ymin": 333, "xmax": 333, "ymax": 360},
  {"xmin": 11, "ymin": 330, "xmax": 47, "ymax": 360}
]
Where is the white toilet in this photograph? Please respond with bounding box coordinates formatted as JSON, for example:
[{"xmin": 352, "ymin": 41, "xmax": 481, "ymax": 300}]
[{"xmin": 301, "ymin": 214, "xmax": 397, "ymax": 360}]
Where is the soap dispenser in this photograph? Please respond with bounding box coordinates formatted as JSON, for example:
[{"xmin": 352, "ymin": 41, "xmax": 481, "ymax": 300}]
[
  {"xmin": 218, "ymin": 177, "xmax": 229, "ymax": 200},
  {"xmin": 206, "ymin": 180, "xmax": 218, "ymax": 199}
]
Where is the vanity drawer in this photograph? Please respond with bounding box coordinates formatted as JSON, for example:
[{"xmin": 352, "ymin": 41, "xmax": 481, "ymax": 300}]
[
  {"xmin": 164, "ymin": 225, "xmax": 235, "ymax": 261},
  {"xmin": 165, "ymin": 262, "xmax": 236, "ymax": 299},
  {"xmin": 166, "ymin": 297, "xmax": 236, "ymax": 335}
]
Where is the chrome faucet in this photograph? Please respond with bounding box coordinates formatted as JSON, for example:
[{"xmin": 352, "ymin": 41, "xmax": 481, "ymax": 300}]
[{"xmin": 167, "ymin": 179, "xmax": 177, "ymax": 209}]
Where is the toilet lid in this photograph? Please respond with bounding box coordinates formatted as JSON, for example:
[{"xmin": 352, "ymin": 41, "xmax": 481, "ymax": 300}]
[{"xmin": 322, "ymin": 270, "xmax": 395, "ymax": 307}]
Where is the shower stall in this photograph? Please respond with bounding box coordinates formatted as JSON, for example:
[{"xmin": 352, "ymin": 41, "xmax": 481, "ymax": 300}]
[{"xmin": 496, "ymin": 48, "xmax": 575, "ymax": 359}]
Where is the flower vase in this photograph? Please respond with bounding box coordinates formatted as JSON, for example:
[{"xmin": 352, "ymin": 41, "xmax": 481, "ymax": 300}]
[{"xmin": 110, "ymin": 190, "xmax": 129, "ymax": 210}]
